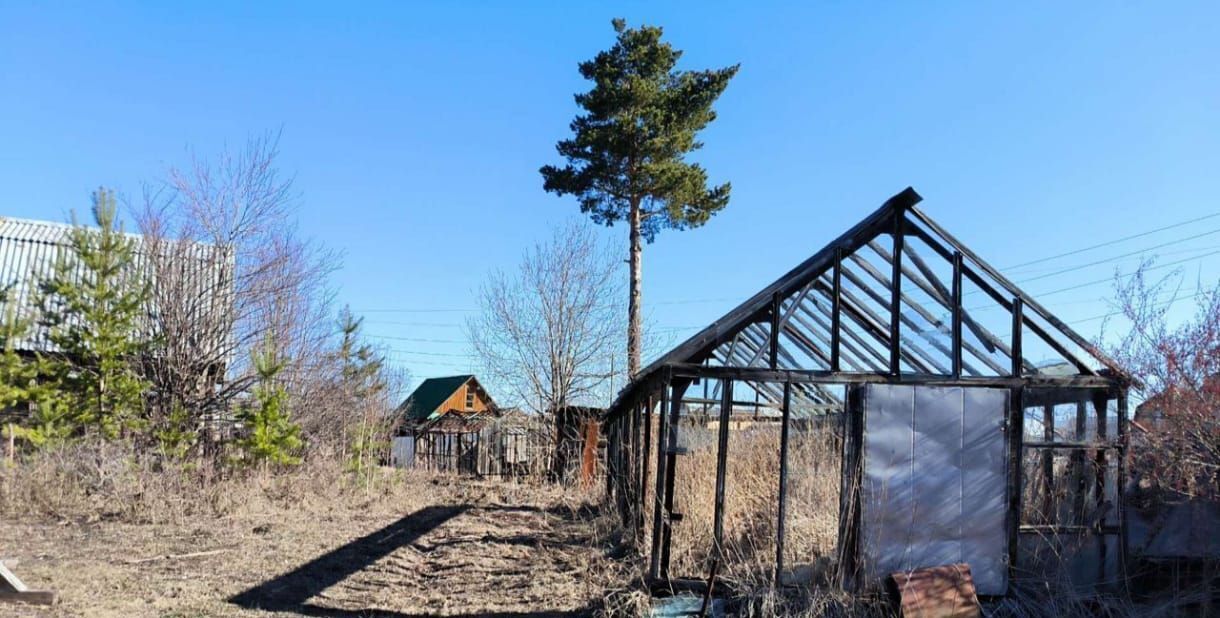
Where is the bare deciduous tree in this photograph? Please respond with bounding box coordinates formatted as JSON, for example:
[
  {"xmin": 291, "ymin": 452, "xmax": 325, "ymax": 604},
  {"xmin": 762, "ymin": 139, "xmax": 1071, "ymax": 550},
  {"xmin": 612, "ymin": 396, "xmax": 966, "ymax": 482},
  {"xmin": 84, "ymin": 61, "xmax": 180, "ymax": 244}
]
[
  {"xmin": 468, "ymin": 222, "xmax": 626, "ymax": 415},
  {"xmin": 1104, "ymin": 260, "xmax": 1220, "ymax": 500},
  {"xmin": 136, "ymin": 133, "xmax": 337, "ymax": 447}
]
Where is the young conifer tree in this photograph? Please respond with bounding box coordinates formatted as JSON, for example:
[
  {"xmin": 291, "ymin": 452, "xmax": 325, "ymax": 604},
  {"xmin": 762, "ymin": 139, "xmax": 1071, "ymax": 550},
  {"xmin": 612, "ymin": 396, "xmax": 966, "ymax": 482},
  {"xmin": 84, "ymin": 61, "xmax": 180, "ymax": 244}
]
[
  {"xmin": 236, "ymin": 337, "xmax": 302, "ymax": 467},
  {"xmin": 336, "ymin": 307, "xmax": 388, "ymax": 474},
  {"xmin": 36, "ymin": 188, "xmax": 151, "ymax": 439}
]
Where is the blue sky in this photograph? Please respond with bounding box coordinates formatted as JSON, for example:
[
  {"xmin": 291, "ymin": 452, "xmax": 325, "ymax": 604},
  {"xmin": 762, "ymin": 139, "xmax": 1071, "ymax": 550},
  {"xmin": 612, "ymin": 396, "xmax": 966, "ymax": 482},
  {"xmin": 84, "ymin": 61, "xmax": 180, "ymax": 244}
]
[{"xmin": 2, "ymin": 2, "xmax": 1218, "ymax": 395}]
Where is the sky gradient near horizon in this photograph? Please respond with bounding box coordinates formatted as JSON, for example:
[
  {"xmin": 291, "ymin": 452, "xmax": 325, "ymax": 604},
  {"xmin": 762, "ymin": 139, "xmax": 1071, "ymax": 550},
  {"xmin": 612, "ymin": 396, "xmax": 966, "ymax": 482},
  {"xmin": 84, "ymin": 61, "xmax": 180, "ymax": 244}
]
[{"xmin": 2, "ymin": 2, "xmax": 1218, "ymax": 399}]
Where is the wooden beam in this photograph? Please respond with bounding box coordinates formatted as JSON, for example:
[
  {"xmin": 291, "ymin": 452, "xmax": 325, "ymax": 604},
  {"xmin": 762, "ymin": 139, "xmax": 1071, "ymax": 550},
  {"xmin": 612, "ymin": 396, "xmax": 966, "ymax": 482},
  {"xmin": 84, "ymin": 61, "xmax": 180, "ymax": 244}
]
[
  {"xmin": 904, "ymin": 221, "xmax": 1095, "ymax": 376},
  {"xmin": 841, "ymin": 253, "xmax": 964, "ymax": 375},
  {"xmin": 634, "ymin": 188, "xmax": 921, "ymax": 380},
  {"xmin": 887, "ymin": 238, "xmax": 1032, "ymax": 375},
  {"xmin": 952, "ymin": 252, "xmax": 963, "ymax": 379},
  {"xmin": 0, "ymin": 562, "xmax": 55, "ymax": 607},
  {"xmin": 890, "ymin": 207, "xmax": 904, "ymax": 375},
  {"xmin": 712, "ymin": 380, "xmax": 733, "ymax": 560},
  {"xmin": 831, "ymin": 248, "xmax": 843, "ymax": 372},
  {"xmin": 769, "ymin": 292, "xmax": 780, "ymax": 370},
  {"xmin": 794, "ymin": 292, "xmax": 881, "ymax": 372},
  {"xmin": 907, "ymin": 205, "xmax": 1122, "ymax": 378},
  {"xmin": 774, "ymin": 381, "xmax": 792, "ymax": 585},
  {"xmin": 823, "ymin": 278, "xmax": 941, "ymax": 374},
  {"xmin": 666, "ymin": 363, "xmax": 1119, "ymax": 388},
  {"xmin": 1006, "ymin": 387, "xmax": 1025, "ymax": 581},
  {"xmin": 1011, "ymin": 297, "xmax": 1024, "ymax": 377}
]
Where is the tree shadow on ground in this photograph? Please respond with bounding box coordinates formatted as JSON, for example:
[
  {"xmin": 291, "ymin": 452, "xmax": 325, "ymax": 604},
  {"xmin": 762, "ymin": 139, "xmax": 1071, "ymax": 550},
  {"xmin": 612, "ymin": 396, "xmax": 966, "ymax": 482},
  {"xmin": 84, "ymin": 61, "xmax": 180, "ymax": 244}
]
[{"xmin": 228, "ymin": 502, "xmax": 601, "ymax": 618}]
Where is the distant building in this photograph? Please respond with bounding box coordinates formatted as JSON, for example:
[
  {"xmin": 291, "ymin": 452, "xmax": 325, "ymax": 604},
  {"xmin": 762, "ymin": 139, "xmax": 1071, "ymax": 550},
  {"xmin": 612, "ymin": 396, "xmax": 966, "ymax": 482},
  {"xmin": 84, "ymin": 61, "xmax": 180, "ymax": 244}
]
[
  {"xmin": 396, "ymin": 374, "xmax": 496, "ymax": 424},
  {"xmin": 0, "ymin": 215, "xmax": 230, "ymax": 356},
  {"xmin": 0, "ymin": 216, "xmax": 232, "ymax": 427},
  {"xmin": 390, "ymin": 375, "xmax": 544, "ymax": 476}
]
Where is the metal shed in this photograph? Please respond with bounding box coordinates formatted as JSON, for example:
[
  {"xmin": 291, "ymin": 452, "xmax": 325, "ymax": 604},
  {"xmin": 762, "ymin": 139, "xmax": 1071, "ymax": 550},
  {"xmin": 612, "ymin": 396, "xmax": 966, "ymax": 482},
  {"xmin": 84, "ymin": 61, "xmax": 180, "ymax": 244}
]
[{"xmin": 601, "ymin": 188, "xmax": 1131, "ymax": 598}]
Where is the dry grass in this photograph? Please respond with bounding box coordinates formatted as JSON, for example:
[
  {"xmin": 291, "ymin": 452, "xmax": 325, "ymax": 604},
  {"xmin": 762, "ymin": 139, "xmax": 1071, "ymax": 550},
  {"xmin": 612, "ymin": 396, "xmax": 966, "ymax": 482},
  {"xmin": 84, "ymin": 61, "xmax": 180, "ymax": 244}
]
[
  {"xmin": 0, "ymin": 442, "xmax": 633, "ymax": 617},
  {"xmin": 662, "ymin": 422, "xmax": 842, "ymax": 589}
]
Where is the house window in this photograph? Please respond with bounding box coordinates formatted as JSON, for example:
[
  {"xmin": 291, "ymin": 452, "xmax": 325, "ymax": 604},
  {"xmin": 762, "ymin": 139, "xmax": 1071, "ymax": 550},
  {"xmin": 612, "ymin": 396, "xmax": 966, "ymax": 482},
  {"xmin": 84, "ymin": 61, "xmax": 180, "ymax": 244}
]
[{"xmin": 466, "ymin": 390, "xmax": 475, "ymax": 410}]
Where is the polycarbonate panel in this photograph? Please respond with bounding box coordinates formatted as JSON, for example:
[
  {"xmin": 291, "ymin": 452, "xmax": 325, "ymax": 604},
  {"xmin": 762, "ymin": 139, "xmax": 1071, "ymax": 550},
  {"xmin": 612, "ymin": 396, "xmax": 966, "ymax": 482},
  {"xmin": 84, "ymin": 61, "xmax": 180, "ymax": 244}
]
[{"xmin": 860, "ymin": 383, "xmax": 1009, "ymax": 595}]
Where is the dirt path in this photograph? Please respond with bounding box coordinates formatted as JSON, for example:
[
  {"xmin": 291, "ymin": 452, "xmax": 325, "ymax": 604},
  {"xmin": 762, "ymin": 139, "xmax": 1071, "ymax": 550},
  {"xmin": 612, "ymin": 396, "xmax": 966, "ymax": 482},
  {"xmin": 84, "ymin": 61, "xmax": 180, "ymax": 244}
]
[
  {"xmin": 234, "ymin": 500, "xmax": 614, "ymax": 616},
  {"xmin": 2, "ymin": 484, "xmax": 624, "ymax": 617}
]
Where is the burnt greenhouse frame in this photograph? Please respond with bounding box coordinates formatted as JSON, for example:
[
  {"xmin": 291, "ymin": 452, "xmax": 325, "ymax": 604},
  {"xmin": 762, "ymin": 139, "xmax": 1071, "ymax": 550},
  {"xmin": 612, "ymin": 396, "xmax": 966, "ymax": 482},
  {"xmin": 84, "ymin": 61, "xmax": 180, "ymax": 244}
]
[{"xmin": 601, "ymin": 187, "xmax": 1132, "ymax": 596}]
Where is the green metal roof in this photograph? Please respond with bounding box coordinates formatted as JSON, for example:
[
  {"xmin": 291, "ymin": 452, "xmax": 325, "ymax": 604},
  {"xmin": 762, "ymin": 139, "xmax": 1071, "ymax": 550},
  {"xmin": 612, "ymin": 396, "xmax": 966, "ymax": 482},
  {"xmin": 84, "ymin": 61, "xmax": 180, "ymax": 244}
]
[{"xmin": 398, "ymin": 375, "xmax": 474, "ymax": 421}]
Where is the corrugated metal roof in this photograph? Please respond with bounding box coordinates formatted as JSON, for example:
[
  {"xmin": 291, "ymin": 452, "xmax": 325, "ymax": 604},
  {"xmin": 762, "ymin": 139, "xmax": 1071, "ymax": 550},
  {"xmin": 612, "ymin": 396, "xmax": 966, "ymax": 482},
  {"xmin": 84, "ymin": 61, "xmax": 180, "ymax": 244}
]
[{"xmin": 0, "ymin": 216, "xmax": 231, "ymax": 354}]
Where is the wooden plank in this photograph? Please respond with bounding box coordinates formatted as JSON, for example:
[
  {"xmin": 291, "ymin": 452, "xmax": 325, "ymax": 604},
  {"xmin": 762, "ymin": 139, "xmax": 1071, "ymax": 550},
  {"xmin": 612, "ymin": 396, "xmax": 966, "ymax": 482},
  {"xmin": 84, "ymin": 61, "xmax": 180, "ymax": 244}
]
[
  {"xmin": 649, "ymin": 378, "xmax": 672, "ymax": 580},
  {"xmin": 0, "ymin": 591, "xmax": 56, "ymax": 606},
  {"xmin": 0, "ymin": 562, "xmax": 54, "ymax": 607},
  {"xmin": 814, "ymin": 279, "xmax": 938, "ymax": 374},
  {"xmin": 659, "ymin": 378, "xmax": 690, "ymax": 580},
  {"xmin": 889, "ymin": 564, "xmax": 981, "ymax": 618},
  {"xmin": 0, "ymin": 561, "xmax": 26, "ymax": 593},
  {"xmin": 841, "ymin": 254, "xmax": 963, "ymax": 375}
]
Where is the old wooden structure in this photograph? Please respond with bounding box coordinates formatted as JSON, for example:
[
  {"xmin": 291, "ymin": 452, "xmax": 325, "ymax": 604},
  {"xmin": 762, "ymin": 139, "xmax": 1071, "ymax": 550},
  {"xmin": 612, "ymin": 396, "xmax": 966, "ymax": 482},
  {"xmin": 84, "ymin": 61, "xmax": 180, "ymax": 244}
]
[
  {"xmin": 602, "ymin": 188, "xmax": 1131, "ymax": 597},
  {"xmin": 391, "ymin": 375, "xmax": 548, "ymax": 477}
]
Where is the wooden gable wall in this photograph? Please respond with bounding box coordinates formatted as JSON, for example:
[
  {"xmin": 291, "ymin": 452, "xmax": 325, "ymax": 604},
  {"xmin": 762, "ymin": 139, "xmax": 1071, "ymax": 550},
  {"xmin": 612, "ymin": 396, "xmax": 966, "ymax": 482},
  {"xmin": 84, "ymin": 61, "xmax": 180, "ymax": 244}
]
[{"xmin": 437, "ymin": 379, "xmax": 492, "ymax": 415}]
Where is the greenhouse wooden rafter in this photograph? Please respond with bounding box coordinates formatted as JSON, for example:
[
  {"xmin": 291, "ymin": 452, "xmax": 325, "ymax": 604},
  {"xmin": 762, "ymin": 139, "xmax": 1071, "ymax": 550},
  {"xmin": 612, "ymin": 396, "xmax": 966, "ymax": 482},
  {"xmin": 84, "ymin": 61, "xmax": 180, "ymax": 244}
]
[{"xmin": 602, "ymin": 187, "xmax": 1132, "ymax": 598}]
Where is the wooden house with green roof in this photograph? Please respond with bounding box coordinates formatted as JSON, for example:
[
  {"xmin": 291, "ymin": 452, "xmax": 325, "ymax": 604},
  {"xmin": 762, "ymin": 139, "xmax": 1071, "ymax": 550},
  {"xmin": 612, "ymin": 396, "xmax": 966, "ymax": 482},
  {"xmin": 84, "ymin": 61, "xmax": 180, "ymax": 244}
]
[
  {"xmin": 390, "ymin": 375, "xmax": 546, "ymax": 476},
  {"xmin": 397, "ymin": 374, "xmax": 496, "ymax": 424}
]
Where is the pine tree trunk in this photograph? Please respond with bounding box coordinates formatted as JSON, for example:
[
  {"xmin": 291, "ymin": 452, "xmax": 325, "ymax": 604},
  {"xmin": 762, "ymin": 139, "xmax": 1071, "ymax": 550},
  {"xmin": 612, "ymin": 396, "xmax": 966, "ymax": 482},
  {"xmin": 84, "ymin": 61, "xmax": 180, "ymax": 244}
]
[{"xmin": 628, "ymin": 199, "xmax": 642, "ymax": 378}]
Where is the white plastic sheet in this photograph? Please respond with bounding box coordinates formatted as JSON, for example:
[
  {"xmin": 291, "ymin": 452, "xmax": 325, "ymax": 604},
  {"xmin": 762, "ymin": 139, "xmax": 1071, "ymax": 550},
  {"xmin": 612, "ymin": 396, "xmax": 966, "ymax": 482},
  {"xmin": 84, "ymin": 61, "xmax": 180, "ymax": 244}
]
[{"xmin": 860, "ymin": 383, "xmax": 1009, "ymax": 595}]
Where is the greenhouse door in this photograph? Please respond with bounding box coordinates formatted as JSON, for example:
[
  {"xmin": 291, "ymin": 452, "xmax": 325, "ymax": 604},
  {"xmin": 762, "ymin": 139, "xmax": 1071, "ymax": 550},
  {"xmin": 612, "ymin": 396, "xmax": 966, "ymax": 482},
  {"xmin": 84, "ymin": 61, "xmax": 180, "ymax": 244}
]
[{"xmin": 858, "ymin": 383, "xmax": 1009, "ymax": 595}]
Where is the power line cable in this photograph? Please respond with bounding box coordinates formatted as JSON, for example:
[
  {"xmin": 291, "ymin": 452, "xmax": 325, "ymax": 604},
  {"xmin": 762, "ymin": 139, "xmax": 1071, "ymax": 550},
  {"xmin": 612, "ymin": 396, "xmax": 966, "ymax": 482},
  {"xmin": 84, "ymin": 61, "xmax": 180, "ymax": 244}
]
[
  {"xmin": 1011, "ymin": 227, "xmax": 1220, "ymax": 285},
  {"xmin": 1069, "ymin": 286, "xmax": 1214, "ymax": 325},
  {"xmin": 1004, "ymin": 210, "xmax": 1220, "ymax": 271}
]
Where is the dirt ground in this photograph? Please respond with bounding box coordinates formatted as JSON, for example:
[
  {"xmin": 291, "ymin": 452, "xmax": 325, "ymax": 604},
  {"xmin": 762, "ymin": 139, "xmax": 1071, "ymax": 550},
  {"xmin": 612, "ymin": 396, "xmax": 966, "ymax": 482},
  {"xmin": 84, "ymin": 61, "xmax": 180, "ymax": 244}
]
[{"xmin": 0, "ymin": 479, "xmax": 631, "ymax": 617}]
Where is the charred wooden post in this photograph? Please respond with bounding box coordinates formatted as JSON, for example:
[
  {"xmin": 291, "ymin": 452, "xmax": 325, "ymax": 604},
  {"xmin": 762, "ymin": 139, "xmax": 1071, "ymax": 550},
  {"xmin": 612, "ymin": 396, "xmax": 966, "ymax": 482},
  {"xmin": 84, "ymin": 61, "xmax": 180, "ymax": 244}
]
[
  {"xmin": 1116, "ymin": 390, "xmax": 1129, "ymax": 580},
  {"xmin": 831, "ymin": 248, "xmax": 842, "ymax": 372},
  {"xmin": 769, "ymin": 292, "xmax": 780, "ymax": 370},
  {"xmin": 952, "ymin": 252, "xmax": 963, "ymax": 379},
  {"xmin": 638, "ymin": 397, "xmax": 653, "ymax": 541},
  {"xmin": 648, "ymin": 380, "xmax": 672, "ymax": 581},
  {"xmin": 774, "ymin": 380, "xmax": 792, "ymax": 586},
  {"xmin": 1012, "ymin": 297, "xmax": 1023, "ymax": 377},
  {"xmin": 1093, "ymin": 391, "xmax": 1109, "ymax": 583},
  {"xmin": 1042, "ymin": 403, "xmax": 1055, "ymax": 525},
  {"xmin": 1007, "ymin": 386, "xmax": 1025, "ymax": 581},
  {"xmin": 660, "ymin": 378, "xmax": 690, "ymax": 580},
  {"xmin": 1074, "ymin": 400, "xmax": 1088, "ymax": 523},
  {"xmin": 889, "ymin": 212, "xmax": 904, "ymax": 376},
  {"xmin": 712, "ymin": 380, "xmax": 733, "ymax": 561}
]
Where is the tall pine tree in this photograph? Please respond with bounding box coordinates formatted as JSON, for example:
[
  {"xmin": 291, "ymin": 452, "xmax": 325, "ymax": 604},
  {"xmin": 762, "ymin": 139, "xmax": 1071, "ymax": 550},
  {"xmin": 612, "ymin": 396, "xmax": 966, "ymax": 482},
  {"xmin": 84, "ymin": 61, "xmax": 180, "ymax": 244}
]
[
  {"xmin": 541, "ymin": 19, "xmax": 738, "ymax": 377},
  {"xmin": 36, "ymin": 188, "xmax": 151, "ymax": 439}
]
